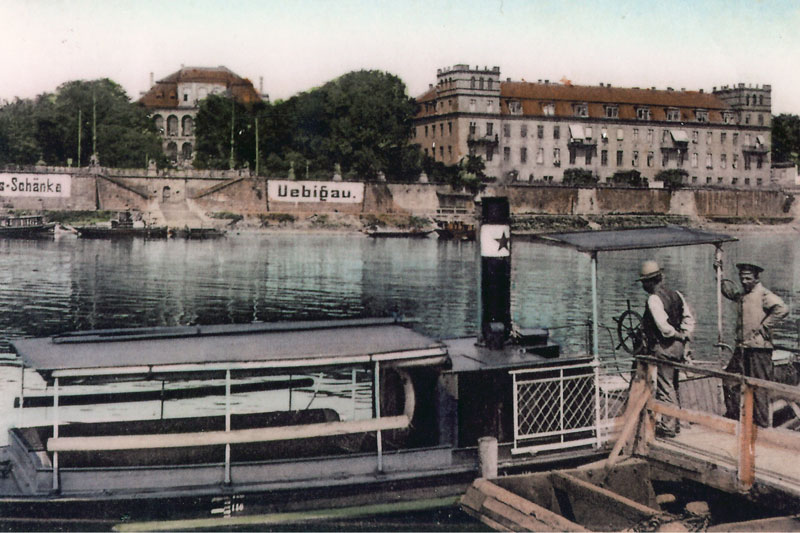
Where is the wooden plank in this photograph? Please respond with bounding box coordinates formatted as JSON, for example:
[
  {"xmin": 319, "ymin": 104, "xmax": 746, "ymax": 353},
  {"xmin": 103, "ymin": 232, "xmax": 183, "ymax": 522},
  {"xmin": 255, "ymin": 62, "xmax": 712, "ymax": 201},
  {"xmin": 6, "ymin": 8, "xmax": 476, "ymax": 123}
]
[
  {"xmin": 482, "ymin": 497, "xmax": 565, "ymax": 532},
  {"xmin": 649, "ymin": 400, "xmax": 737, "ymax": 434},
  {"xmin": 605, "ymin": 378, "xmax": 650, "ymax": 469},
  {"xmin": 551, "ymin": 472, "xmax": 660, "ymax": 525},
  {"xmin": 460, "ymin": 486, "xmax": 489, "ymax": 513},
  {"xmin": 739, "ymin": 385, "xmax": 756, "ymax": 489},
  {"xmin": 472, "ymin": 479, "xmax": 588, "ymax": 532},
  {"xmin": 49, "ymin": 415, "xmax": 409, "ymax": 452}
]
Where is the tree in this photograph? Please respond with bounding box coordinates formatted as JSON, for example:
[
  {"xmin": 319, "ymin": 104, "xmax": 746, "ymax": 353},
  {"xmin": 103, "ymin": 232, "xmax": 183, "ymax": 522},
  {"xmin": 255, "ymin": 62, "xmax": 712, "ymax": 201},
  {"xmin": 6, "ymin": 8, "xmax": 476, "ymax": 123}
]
[
  {"xmin": 654, "ymin": 169, "xmax": 688, "ymax": 190},
  {"xmin": 772, "ymin": 114, "xmax": 800, "ymax": 165},
  {"xmin": 562, "ymin": 168, "xmax": 597, "ymax": 187},
  {"xmin": 609, "ymin": 170, "xmax": 646, "ymax": 187},
  {"xmin": 0, "ymin": 79, "xmax": 164, "ymax": 168}
]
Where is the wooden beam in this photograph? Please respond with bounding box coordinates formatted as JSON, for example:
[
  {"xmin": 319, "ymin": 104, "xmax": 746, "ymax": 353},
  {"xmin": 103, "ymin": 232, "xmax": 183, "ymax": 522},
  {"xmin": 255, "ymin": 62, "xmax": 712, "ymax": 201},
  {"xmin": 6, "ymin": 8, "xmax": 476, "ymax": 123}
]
[
  {"xmin": 469, "ymin": 478, "xmax": 589, "ymax": 532},
  {"xmin": 48, "ymin": 415, "xmax": 409, "ymax": 452},
  {"xmin": 738, "ymin": 384, "xmax": 756, "ymax": 489},
  {"xmin": 605, "ymin": 377, "xmax": 650, "ymax": 470},
  {"xmin": 551, "ymin": 472, "xmax": 661, "ymax": 527},
  {"xmin": 648, "ymin": 400, "xmax": 737, "ymax": 434}
]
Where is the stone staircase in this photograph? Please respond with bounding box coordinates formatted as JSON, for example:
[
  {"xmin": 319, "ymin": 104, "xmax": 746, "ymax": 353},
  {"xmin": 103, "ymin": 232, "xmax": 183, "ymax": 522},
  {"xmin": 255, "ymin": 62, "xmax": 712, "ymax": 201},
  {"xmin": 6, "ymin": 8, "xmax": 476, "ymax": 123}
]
[{"xmin": 157, "ymin": 200, "xmax": 212, "ymax": 229}]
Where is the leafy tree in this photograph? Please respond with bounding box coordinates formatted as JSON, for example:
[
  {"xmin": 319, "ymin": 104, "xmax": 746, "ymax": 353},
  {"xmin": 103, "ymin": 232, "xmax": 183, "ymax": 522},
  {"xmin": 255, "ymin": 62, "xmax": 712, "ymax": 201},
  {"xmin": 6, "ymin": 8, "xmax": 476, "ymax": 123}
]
[
  {"xmin": 772, "ymin": 114, "xmax": 800, "ymax": 165},
  {"xmin": 0, "ymin": 79, "xmax": 164, "ymax": 168},
  {"xmin": 609, "ymin": 170, "xmax": 646, "ymax": 187},
  {"xmin": 654, "ymin": 169, "xmax": 688, "ymax": 190},
  {"xmin": 562, "ymin": 168, "xmax": 598, "ymax": 187},
  {"xmin": 196, "ymin": 70, "xmax": 423, "ymax": 180}
]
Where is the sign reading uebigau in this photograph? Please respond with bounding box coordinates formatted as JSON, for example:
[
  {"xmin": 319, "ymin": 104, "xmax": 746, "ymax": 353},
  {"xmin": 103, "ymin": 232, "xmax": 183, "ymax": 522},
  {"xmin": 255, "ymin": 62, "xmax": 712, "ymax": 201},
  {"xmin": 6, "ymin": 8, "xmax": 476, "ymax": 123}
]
[
  {"xmin": 268, "ymin": 180, "xmax": 364, "ymax": 203},
  {"xmin": 0, "ymin": 173, "xmax": 71, "ymax": 197}
]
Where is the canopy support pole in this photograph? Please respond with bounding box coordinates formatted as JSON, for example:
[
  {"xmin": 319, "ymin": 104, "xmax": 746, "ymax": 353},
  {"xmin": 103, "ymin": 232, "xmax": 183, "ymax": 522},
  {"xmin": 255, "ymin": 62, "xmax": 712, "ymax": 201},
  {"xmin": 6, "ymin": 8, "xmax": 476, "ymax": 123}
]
[
  {"xmin": 374, "ymin": 360, "xmax": 383, "ymax": 472},
  {"xmin": 52, "ymin": 377, "xmax": 60, "ymax": 492},
  {"xmin": 715, "ymin": 245, "xmax": 725, "ymax": 360},
  {"xmin": 591, "ymin": 252, "xmax": 602, "ymax": 448},
  {"xmin": 225, "ymin": 369, "xmax": 231, "ymax": 484},
  {"xmin": 17, "ymin": 365, "xmax": 24, "ymax": 429}
]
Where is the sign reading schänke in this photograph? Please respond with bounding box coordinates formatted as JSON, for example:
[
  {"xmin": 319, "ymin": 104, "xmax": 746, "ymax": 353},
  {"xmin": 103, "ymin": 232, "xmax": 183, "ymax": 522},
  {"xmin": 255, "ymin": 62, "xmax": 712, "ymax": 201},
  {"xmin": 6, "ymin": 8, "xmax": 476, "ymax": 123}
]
[
  {"xmin": 268, "ymin": 180, "xmax": 363, "ymax": 204},
  {"xmin": 0, "ymin": 173, "xmax": 71, "ymax": 197}
]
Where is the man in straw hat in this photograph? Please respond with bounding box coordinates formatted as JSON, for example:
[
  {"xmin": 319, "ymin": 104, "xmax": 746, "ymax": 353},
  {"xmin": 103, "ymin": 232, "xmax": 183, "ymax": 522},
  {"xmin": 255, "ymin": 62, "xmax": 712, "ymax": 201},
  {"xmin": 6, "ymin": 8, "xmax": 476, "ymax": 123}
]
[
  {"xmin": 638, "ymin": 260, "xmax": 695, "ymax": 438},
  {"xmin": 722, "ymin": 262, "xmax": 789, "ymax": 428}
]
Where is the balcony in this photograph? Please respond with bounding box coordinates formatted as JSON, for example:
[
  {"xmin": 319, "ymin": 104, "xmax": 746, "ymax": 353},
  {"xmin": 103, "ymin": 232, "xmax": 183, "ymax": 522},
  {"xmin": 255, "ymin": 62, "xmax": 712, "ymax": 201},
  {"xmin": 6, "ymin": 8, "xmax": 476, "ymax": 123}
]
[
  {"xmin": 742, "ymin": 144, "xmax": 769, "ymax": 154},
  {"xmin": 467, "ymin": 133, "xmax": 499, "ymax": 146}
]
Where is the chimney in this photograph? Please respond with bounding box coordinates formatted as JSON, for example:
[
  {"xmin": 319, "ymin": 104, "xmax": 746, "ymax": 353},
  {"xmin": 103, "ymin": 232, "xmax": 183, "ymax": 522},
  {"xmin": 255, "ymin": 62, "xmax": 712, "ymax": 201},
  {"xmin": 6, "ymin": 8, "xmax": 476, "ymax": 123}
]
[
  {"xmin": 479, "ymin": 197, "xmax": 511, "ymax": 349},
  {"xmin": 259, "ymin": 76, "xmax": 264, "ymax": 94},
  {"xmin": 149, "ymin": 72, "xmax": 154, "ymax": 88}
]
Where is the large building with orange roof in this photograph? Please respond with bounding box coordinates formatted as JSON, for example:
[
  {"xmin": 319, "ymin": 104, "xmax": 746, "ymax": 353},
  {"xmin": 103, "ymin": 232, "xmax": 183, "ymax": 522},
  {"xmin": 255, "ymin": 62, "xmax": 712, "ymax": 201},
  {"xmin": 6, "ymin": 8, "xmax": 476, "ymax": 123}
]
[
  {"xmin": 413, "ymin": 65, "xmax": 772, "ymax": 188},
  {"xmin": 138, "ymin": 66, "xmax": 264, "ymax": 166}
]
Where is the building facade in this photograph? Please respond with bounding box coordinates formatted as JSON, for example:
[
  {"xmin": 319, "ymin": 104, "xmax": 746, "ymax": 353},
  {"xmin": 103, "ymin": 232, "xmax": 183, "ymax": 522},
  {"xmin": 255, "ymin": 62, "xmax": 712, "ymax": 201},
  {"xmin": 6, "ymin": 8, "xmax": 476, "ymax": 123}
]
[
  {"xmin": 413, "ymin": 65, "xmax": 772, "ymax": 188},
  {"xmin": 138, "ymin": 66, "xmax": 264, "ymax": 167}
]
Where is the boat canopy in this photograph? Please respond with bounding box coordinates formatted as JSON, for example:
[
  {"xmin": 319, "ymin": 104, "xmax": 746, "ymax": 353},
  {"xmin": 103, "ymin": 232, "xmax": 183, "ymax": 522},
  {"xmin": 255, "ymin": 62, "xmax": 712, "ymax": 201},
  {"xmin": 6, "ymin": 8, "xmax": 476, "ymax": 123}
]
[
  {"xmin": 11, "ymin": 318, "xmax": 447, "ymax": 381},
  {"xmin": 533, "ymin": 225, "xmax": 736, "ymax": 253}
]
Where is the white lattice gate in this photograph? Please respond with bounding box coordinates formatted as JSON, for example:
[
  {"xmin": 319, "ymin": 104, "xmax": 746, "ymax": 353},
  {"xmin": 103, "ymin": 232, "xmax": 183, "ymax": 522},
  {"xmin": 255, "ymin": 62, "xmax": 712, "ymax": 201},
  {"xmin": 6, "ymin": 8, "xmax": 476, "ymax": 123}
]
[{"xmin": 511, "ymin": 360, "xmax": 628, "ymax": 455}]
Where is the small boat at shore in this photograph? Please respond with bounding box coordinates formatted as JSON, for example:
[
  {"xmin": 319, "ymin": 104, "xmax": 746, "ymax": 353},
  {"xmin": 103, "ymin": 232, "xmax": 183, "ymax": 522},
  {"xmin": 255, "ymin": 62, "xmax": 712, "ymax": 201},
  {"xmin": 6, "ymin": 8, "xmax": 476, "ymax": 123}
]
[
  {"xmin": 365, "ymin": 227, "xmax": 433, "ymax": 238},
  {"xmin": 76, "ymin": 211, "xmax": 167, "ymax": 239},
  {"xmin": 0, "ymin": 215, "xmax": 55, "ymax": 237},
  {"xmin": 434, "ymin": 219, "xmax": 475, "ymax": 241}
]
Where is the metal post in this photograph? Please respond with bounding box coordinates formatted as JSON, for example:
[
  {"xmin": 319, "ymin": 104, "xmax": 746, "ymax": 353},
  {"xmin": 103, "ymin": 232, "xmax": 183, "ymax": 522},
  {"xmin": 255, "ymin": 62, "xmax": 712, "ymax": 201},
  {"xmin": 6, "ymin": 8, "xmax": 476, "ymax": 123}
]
[
  {"xmin": 559, "ymin": 368, "xmax": 565, "ymax": 444},
  {"xmin": 225, "ymin": 369, "xmax": 231, "ymax": 484},
  {"xmin": 738, "ymin": 383, "xmax": 756, "ymax": 489},
  {"xmin": 351, "ymin": 368, "xmax": 357, "ymax": 421},
  {"xmin": 715, "ymin": 245, "xmax": 724, "ymax": 357},
  {"xmin": 591, "ymin": 252, "xmax": 602, "ymax": 448},
  {"xmin": 17, "ymin": 365, "xmax": 24, "ymax": 429},
  {"xmin": 374, "ymin": 361, "xmax": 383, "ymax": 472},
  {"xmin": 52, "ymin": 377, "xmax": 59, "ymax": 492}
]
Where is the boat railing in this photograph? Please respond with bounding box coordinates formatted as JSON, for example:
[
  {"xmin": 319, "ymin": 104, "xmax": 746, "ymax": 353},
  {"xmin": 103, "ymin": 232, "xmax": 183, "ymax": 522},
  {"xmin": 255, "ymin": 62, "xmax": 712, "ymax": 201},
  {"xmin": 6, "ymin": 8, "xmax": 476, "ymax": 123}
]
[
  {"xmin": 37, "ymin": 362, "xmax": 416, "ymax": 492},
  {"xmin": 607, "ymin": 356, "xmax": 800, "ymax": 491},
  {"xmin": 510, "ymin": 357, "xmax": 632, "ymax": 455}
]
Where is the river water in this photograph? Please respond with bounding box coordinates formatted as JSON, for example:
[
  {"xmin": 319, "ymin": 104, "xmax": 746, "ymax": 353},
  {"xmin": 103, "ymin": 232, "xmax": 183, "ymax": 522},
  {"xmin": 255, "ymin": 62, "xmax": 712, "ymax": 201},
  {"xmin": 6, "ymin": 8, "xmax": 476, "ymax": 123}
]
[{"xmin": 0, "ymin": 230, "xmax": 798, "ymax": 442}]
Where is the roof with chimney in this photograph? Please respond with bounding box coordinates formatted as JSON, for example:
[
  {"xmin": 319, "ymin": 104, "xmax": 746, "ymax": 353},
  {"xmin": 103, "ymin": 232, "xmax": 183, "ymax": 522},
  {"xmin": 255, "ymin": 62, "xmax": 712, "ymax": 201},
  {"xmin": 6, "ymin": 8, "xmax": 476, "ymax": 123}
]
[
  {"xmin": 415, "ymin": 80, "xmax": 733, "ymax": 123},
  {"xmin": 138, "ymin": 66, "xmax": 261, "ymax": 109}
]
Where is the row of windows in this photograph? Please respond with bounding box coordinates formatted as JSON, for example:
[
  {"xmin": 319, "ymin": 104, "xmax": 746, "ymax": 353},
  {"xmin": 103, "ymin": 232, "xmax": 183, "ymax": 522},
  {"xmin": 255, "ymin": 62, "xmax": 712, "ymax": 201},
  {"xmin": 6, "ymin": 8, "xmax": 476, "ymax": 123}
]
[
  {"xmin": 154, "ymin": 115, "xmax": 194, "ymax": 137},
  {"xmin": 418, "ymin": 120, "xmax": 764, "ymax": 147},
  {"xmin": 164, "ymin": 141, "xmax": 193, "ymax": 161},
  {"xmin": 518, "ymin": 174, "xmax": 764, "ymax": 187},
  {"xmin": 495, "ymin": 146, "xmax": 765, "ymax": 170}
]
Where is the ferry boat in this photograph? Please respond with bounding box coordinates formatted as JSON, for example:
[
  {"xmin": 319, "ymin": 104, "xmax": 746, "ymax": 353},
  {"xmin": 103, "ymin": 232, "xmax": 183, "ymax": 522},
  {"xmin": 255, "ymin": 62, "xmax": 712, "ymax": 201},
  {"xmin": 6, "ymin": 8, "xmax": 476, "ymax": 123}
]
[
  {"xmin": 365, "ymin": 227, "xmax": 433, "ymax": 238},
  {"xmin": 0, "ymin": 198, "xmax": 760, "ymax": 529},
  {"xmin": 434, "ymin": 219, "xmax": 475, "ymax": 241},
  {"xmin": 76, "ymin": 211, "xmax": 168, "ymax": 239},
  {"xmin": 0, "ymin": 215, "xmax": 55, "ymax": 237}
]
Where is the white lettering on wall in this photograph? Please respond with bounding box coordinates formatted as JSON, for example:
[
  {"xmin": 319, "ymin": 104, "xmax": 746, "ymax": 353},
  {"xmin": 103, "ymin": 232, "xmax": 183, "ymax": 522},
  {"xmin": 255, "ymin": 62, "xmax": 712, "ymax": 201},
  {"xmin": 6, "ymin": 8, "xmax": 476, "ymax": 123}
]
[
  {"xmin": 0, "ymin": 174, "xmax": 71, "ymax": 197},
  {"xmin": 268, "ymin": 180, "xmax": 364, "ymax": 204}
]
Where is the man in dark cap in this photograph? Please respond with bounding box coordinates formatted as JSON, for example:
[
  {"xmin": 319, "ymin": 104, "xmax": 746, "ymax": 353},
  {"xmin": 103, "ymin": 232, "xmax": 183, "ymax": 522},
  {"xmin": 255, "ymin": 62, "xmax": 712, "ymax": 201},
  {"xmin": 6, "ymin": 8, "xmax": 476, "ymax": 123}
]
[
  {"xmin": 638, "ymin": 260, "xmax": 695, "ymax": 437},
  {"xmin": 722, "ymin": 262, "xmax": 789, "ymax": 427}
]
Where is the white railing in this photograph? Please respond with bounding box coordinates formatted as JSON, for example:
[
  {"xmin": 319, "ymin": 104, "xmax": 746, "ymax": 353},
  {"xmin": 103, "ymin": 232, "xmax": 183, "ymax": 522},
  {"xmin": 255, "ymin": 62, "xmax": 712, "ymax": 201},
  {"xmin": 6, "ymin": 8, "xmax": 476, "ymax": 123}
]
[{"xmin": 510, "ymin": 359, "xmax": 631, "ymax": 455}]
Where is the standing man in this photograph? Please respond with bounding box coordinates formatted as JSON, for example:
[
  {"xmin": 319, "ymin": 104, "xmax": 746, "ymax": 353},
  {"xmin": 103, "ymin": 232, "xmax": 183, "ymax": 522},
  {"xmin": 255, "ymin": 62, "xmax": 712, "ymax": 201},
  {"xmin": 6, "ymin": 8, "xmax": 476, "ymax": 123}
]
[
  {"xmin": 638, "ymin": 260, "xmax": 695, "ymax": 438},
  {"xmin": 722, "ymin": 262, "xmax": 789, "ymax": 428}
]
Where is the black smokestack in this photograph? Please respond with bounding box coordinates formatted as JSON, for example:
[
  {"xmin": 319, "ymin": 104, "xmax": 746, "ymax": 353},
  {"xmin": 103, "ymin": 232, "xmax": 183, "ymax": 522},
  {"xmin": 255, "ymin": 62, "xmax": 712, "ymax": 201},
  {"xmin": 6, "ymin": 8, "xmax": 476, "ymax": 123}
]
[{"xmin": 479, "ymin": 197, "xmax": 511, "ymax": 350}]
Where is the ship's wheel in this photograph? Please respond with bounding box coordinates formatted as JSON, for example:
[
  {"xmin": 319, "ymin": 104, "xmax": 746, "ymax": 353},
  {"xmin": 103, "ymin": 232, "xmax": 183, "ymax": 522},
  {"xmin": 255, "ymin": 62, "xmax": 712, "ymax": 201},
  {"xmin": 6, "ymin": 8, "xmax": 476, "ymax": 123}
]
[{"xmin": 614, "ymin": 300, "xmax": 645, "ymax": 355}]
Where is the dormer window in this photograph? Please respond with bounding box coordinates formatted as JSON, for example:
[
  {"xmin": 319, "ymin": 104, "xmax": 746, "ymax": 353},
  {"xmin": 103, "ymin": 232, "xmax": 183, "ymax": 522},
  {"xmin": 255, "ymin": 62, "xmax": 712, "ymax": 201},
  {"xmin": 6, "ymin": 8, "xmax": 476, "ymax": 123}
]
[
  {"xmin": 542, "ymin": 103, "xmax": 555, "ymax": 116},
  {"xmin": 604, "ymin": 105, "xmax": 619, "ymax": 119},
  {"xmin": 696, "ymin": 109, "xmax": 709, "ymax": 123},
  {"xmin": 508, "ymin": 101, "xmax": 522, "ymax": 115},
  {"xmin": 573, "ymin": 103, "xmax": 588, "ymax": 117},
  {"xmin": 666, "ymin": 108, "xmax": 680, "ymax": 121},
  {"xmin": 636, "ymin": 107, "xmax": 650, "ymax": 120}
]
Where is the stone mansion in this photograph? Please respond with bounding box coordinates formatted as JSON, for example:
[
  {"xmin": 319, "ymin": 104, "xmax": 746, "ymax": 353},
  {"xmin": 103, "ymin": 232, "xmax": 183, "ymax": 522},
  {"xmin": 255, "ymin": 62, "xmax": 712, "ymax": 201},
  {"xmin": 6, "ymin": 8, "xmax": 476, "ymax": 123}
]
[{"xmin": 413, "ymin": 65, "xmax": 772, "ymax": 188}]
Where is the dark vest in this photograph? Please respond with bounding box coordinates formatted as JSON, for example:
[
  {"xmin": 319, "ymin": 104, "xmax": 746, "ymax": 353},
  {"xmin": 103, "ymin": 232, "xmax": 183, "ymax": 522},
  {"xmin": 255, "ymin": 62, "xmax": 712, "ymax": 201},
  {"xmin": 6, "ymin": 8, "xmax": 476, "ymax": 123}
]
[{"xmin": 642, "ymin": 286, "xmax": 683, "ymax": 349}]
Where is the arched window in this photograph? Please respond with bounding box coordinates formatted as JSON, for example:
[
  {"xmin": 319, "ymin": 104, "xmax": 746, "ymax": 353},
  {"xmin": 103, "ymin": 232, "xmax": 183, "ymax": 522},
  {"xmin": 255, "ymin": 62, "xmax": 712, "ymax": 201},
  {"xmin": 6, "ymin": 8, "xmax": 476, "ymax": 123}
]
[
  {"xmin": 479, "ymin": 77, "xmax": 484, "ymax": 90},
  {"xmin": 167, "ymin": 115, "xmax": 179, "ymax": 136},
  {"xmin": 488, "ymin": 79, "xmax": 493, "ymax": 91},
  {"xmin": 162, "ymin": 186, "xmax": 171, "ymax": 202},
  {"xmin": 182, "ymin": 116, "xmax": 193, "ymax": 136},
  {"xmin": 166, "ymin": 142, "xmax": 178, "ymax": 162},
  {"xmin": 181, "ymin": 142, "xmax": 192, "ymax": 160},
  {"xmin": 470, "ymin": 77, "xmax": 476, "ymax": 89},
  {"xmin": 759, "ymin": 95, "xmax": 764, "ymax": 106},
  {"xmin": 153, "ymin": 115, "xmax": 164, "ymax": 134}
]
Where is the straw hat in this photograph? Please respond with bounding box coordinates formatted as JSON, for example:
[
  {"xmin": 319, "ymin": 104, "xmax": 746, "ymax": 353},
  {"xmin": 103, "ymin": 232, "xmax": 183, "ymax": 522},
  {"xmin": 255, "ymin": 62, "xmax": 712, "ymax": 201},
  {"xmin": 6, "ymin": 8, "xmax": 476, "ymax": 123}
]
[{"xmin": 638, "ymin": 260, "xmax": 662, "ymax": 282}]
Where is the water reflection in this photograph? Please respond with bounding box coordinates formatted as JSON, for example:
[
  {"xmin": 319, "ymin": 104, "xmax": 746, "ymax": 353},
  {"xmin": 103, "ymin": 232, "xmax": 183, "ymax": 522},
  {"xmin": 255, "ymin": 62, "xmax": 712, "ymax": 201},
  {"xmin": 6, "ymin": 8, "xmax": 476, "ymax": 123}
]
[{"xmin": 0, "ymin": 232, "xmax": 797, "ymax": 356}]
